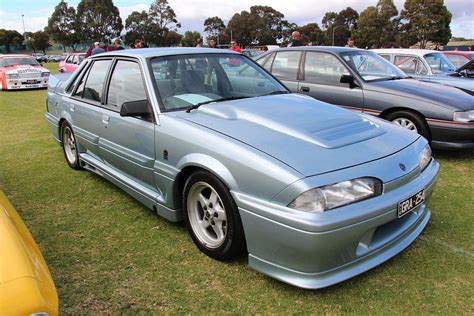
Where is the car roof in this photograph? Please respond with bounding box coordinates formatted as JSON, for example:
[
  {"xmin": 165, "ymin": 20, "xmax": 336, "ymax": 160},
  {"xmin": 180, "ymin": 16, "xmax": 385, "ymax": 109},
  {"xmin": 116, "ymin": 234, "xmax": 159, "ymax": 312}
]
[
  {"xmin": 258, "ymin": 46, "xmax": 361, "ymax": 54},
  {"xmin": 371, "ymin": 48, "xmax": 444, "ymax": 57},
  {"xmin": 443, "ymin": 51, "xmax": 473, "ymax": 56},
  {"xmin": 91, "ymin": 47, "xmax": 240, "ymax": 60}
]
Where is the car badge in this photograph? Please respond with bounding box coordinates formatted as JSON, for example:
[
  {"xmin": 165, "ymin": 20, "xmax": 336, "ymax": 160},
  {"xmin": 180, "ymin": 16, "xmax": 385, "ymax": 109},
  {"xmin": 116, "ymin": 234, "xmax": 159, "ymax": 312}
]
[{"xmin": 399, "ymin": 163, "xmax": 406, "ymax": 171}]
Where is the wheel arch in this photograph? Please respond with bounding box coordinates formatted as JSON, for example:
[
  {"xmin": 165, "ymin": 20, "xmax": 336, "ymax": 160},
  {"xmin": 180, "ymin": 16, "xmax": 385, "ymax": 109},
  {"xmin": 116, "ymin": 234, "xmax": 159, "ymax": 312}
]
[
  {"xmin": 173, "ymin": 154, "xmax": 239, "ymax": 208},
  {"xmin": 379, "ymin": 106, "xmax": 431, "ymax": 139}
]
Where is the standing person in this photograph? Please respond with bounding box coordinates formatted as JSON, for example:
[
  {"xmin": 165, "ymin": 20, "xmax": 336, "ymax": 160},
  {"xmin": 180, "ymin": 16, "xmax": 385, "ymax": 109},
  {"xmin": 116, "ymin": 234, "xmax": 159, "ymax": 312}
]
[
  {"xmin": 208, "ymin": 36, "xmax": 218, "ymax": 48},
  {"xmin": 287, "ymin": 31, "xmax": 303, "ymax": 47},
  {"xmin": 345, "ymin": 37, "xmax": 356, "ymax": 48},
  {"xmin": 196, "ymin": 38, "xmax": 203, "ymax": 47},
  {"xmin": 114, "ymin": 38, "xmax": 124, "ymax": 50},
  {"xmin": 229, "ymin": 39, "xmax": 241, "ymax": 53},
  {"xmin": 91, "ymin": 42, "xmax": 105, "ymax": 55}
]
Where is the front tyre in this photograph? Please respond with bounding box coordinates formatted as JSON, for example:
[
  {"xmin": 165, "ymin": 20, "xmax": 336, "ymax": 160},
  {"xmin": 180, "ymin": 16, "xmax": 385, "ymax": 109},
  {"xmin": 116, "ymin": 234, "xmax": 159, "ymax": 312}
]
[
  {"xmin": 61, "ymin": 121, "xmax": 81, "ymax": 170},
  {"xmin": 385, "ymin": 110, "xmax": 430, "ymax": 141},
  {"xmin": 183, "ymin": 171, "xmax": 246, "ymax": 261}
]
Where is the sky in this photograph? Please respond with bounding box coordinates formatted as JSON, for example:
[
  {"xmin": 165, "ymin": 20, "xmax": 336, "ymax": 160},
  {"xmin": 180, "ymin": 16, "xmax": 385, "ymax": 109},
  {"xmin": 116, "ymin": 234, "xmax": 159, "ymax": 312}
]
[{"xmin": 1, "ymin": 0, "xmax": 473, "ymax": 39}]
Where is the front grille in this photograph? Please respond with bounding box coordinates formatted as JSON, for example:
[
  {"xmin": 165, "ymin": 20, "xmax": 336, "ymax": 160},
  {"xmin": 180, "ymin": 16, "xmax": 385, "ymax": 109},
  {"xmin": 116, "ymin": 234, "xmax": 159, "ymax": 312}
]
[{"xmin": 19, "ymin": 72, "xmax": 41, "ymax": 79}]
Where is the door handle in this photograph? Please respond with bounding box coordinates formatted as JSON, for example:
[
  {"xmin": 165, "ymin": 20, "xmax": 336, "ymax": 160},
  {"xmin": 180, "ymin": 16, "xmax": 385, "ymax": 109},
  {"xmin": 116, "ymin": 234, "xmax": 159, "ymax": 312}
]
[
  {"xmin": 102, "ymin": 114, "xmax": 110, "ymax": 127},
  {"xmin": 300, "ymin": 86, "xmax": 310, "ymax": 92},
  {"xmin": 70, "ymin": 104, "xmax": 75, "ymax": 112}
]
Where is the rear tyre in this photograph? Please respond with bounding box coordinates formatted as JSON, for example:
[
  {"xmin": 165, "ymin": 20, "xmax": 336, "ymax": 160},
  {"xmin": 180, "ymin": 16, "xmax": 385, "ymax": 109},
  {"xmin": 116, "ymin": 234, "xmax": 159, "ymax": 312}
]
[
  {"xmin": 385, "ymin": 110, "xmax": 430, "ymax": 140},
  {"xmin": 183, "ymin": 170, "xmax": 246, "ymax": 261},
  {"xmin": 61, "ymin": 121, "xmax": 81, "ymax": 170}
]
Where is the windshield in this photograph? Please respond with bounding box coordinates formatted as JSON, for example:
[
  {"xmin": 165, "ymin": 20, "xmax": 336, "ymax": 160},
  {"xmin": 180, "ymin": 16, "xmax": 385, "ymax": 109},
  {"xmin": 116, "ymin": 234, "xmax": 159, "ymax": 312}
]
[
  {"xmin": 151, "ymin": 54, "xmax": 288, "ymax": 111},
  {"xmin": 0, "ymin": 57, "xmax": 40, "ymax": 67},
  {"xmin": 424, "ymin": 53, "xmax": 457, "ymax": 73},
  {"xmin": 340, "ymin": 51, "xmax": 407, "ymax": 81}
]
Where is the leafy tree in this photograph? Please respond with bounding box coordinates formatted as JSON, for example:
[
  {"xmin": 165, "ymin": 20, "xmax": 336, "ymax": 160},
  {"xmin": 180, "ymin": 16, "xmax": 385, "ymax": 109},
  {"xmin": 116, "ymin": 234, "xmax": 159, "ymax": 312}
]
[
  {"xmin": 399, "ymin": 0, "xmax": 452, "ymax": 48},
  {"xmin": 203, "ymin": 17, "xmax": 225, "ymax": 36},
  {"xmin": 31, "ymin": 31, "xmax": 51, "ymax": 54},
  {"xmin": 227, "ymin": 11, "xmax": 255, "ymax": 47},
  {"xmin": 0, "ymin": 29, "xmax": 24, "ymax": 53},
  {"xmin": 125, "ymin": 10, "xmax": 152, "ymax": 45},
  {"xmin": 47, "ymin": 0, "xmax": 80, "ymax": 51},
  {"xmin": 298, "ymin": 23, "xmax": 325, "ymax": 45},
  {"xmin": 181, "ymin": 31, "xmax": 201, "ymax": 47},
  {"xmin": 354, "ymin": 0, "xmax": 399, "ymax": 48},
  {"xmin": 321, "ymin": 8, "xmax": 358, "ymax": 46},
  {"xmin": 76, "ymin": 0, "xmax": 123, "ymax": 43},
  {"xmin": 163, "ymin": 31, "xmax": 182, "ymax": 46},
  {"xmin": 250, "ymin": 5, "xmax": 289, "ymax": 45},
  {"xmin": 148, "ymin": 0, "xmax": 181, "ymax": 46}
]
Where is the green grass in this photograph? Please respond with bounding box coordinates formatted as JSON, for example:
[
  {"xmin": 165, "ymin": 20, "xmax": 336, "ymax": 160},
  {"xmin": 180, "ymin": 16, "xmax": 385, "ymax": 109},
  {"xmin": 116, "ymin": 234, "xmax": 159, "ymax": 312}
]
[{"xmin": 1, "ymin": 65, "xmax": 473, "ymax": 313}]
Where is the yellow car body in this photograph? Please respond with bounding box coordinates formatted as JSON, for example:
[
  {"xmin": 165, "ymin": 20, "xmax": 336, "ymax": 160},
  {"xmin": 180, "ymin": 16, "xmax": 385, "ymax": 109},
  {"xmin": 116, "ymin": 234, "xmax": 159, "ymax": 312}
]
[{"xmin": 0, "ymin": 190, "xmax": 58, "ymax": 316}]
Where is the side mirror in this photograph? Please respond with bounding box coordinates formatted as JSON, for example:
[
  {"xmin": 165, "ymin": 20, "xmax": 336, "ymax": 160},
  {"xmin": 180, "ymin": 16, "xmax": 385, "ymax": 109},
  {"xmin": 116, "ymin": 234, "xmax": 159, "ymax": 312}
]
[
  {"xmin": 120, "ymin": 100, "xmax": 153, "ymax": 120},
  {"xmin": 340, "ymin": 74, "xmax": 358, "ymax": 88}
]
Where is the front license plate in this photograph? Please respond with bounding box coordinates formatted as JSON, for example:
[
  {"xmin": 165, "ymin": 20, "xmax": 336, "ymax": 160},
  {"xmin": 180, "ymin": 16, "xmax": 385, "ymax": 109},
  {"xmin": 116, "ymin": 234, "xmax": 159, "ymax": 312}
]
[
  {"xmin": 27, "ymin": 80, "xmax": 37, "ymax": 84},
  {"xmin": 398, "ymin": 189, "xmax": 425, "ymax": 218}
]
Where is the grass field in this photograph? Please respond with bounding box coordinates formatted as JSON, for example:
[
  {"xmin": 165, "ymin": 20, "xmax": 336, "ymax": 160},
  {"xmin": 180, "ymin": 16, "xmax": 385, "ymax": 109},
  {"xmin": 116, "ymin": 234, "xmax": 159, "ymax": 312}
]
[{"xmin": 1, "ymin": 63, "xmax": 473, "ymax": 314}]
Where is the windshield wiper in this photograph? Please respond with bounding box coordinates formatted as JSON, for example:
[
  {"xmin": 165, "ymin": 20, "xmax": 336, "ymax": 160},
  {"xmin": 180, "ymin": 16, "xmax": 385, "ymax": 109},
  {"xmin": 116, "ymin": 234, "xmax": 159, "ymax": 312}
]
[
  {"xmin": 387, "ymin": 76, "xmax": 406, "ymax": 80},
  {"xmin": 186, "ymin": 96, "xmax": 251, "ymax": 113},
  {"xmin": 259, "ymin": 90, "xmax": 289, "ymax": 97}
]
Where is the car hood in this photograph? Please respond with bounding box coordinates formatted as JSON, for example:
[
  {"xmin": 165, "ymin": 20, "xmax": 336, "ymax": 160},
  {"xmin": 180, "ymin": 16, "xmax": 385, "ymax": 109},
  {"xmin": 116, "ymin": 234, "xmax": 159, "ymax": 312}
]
[
  {"xmin": 366, "ymin": 79, "xmax": 474, "ymax": 110},
  {"xmin": 177, "ymin": 94, "xmax": 419, "ymax": 176},
  {"xmin": 0, "ymin": 64, "xmax": 48, "ymax": 74}
]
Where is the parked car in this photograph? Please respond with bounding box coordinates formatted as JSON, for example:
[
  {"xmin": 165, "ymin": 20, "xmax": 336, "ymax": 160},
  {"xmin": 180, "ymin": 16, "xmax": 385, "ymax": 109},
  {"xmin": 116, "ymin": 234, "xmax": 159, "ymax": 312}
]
[
  {"xmin": 443, "ymin": 50, "xmax": 474, "ymax": 68},
  {"xmin": 255, "ymin": 47, "xmax": 474, "ymax": 149},
  {"xmin": 0, "ymin": 54, "xmax": 50, "ymax": 90},
  {"xmin": 47, "ymin": 55, "xmax": 63, "ymax": 62},
  {"xmin": 0, "ymin": 190, "xmax": 59, "ymax": 315},
  {"xmin": 59, "ymin": 53, "xmax": 86, "ymax": 73},
  {"xmin": 242, "ymin": 49, "xmax": 263, "ymax": 59},
  {"xmin": 372, "ymin": 49, "xmax": 474, "ymax": 92},
  {"xmin": 46, "ymin": 48, "xmax": 440, "ymax": 289},
  {"xmin": 32, "ymin": 52, "xmax": 48, "ymax": 63}
]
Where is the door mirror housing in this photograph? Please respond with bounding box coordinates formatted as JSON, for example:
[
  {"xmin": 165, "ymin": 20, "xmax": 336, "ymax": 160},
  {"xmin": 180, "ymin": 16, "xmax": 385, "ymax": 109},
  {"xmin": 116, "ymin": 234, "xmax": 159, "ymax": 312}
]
[
  {"xmin": 340, "ymin": 74, "xmax": 358, "ymax": 88},
  {"xmin": 120, "ymin": 100, "xmax": 153, "ymax": 120}
]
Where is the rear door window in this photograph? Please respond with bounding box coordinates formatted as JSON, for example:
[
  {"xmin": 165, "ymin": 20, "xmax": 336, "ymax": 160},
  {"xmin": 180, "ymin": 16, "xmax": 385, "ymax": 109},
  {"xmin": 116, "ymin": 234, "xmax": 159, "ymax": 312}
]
[
  {"xmin": 271, "ymin": 51, "xmax": 301, "ymax": 80},
  {"xmin": 80, "ymin": 60, "xmax": 112, "ymax": 103}
]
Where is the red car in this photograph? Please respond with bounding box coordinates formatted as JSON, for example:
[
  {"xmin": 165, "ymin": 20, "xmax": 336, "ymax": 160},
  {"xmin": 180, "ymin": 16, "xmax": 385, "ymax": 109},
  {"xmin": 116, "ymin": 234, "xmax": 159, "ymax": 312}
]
[
  {"xmin": 59, "ymin": 53, "xmax": 86, "ymax": 73},
  {"xmin": 443, "ymin": 51, "xmax": 474, "ymax": 68},
  {"xmin": 0, "ymin": 55, "xmax": 50, "ymax": 90}
]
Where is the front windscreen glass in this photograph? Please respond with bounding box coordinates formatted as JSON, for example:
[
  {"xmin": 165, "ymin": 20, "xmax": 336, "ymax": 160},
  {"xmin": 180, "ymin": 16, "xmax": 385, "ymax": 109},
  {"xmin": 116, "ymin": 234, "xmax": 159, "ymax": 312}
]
[
  {"xmin": 0, "ymin": 57, "xmax": 40, "ymax": 67},
  {"xmin": 150, "ymin": 54, "xmax": 288, "ymax": 111},
  {"xmin": 424, "ymin": 53, "xmax": 457, "ymax": 74},
  {"xmin": 340, "ymin": 51, "xmax": 407, "ymax": 81}
]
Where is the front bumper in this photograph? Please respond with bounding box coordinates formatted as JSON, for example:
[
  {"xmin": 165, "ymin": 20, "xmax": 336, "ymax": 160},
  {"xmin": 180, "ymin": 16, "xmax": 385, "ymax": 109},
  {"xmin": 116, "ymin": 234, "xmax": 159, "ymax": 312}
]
[
  {"xmin": 3, "ymin": 77, "xmax": 49, "ymax": 90},
  {"xmin": 234, "ymin": 158, "xmax": 439, "ymax": 289},
  {"xmin": 428, "ymin": 119, "xmax": 474, "ymax": 149}
]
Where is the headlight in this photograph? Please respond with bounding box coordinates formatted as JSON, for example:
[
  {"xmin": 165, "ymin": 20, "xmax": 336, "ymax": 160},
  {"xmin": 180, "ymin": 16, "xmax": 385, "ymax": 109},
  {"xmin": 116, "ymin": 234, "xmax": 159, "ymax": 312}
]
[
  {"xmin": 41, "ymin": 72, "xmax": 50, "ymax": 77},
  {"xmin": 419, "ymin": 144, "xmax": 432, "ymax": 171},
  {"xmin": 6, "ymin": 73, "xmax": 19, "ymax": 79},
  {"xmin": 453, "ymin": 110, "xmax": 474, "ymax": 122},
  {"xmin": 288, "ymin": 177, "xmax": 382, "ymax": 213}
]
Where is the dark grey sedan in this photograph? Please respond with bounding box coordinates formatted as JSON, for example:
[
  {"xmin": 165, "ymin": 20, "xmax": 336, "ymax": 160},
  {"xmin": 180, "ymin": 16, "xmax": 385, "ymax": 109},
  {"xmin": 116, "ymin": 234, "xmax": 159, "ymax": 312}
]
[{"xmin": 255, "ymin": 47, "xmax": 474, "ymax": 149}]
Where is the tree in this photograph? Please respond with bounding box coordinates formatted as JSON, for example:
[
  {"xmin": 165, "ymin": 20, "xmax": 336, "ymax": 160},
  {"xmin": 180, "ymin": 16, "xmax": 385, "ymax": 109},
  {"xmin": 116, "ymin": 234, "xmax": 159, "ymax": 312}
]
[
  {"xmin": 249, "ymin": 5, "xmax": 289, "ymax": 45},
  {"xmin": 31, "ymin": 31, "xmax": 51, "ymax": 54},
  {"xmin": 0, "ymin": 29, "xmax": 24, "ymax": 53},
  {"xmin": 354, "ymin": 0, "xmax": 399, "ymax": 48},
  {"xmin": 181, "ymin": 31, "xmax": 201, "ymax": 47},
  {"xmin": 47, "ymin": 0, "xmax": 80, "ymax": 51},
  {"xmin": 163, "ymin": 31, "xmax": 182, "ymax": 46},
  {"xmin": 227, "ymin": 11, "xmax": 255, "ymax": 47},
  {"xmin": 125, "ymin": 10, "xmax": 152, "ymax": 45},
  {"xmin": 399, "ymin": 0, "xmax": 452, "ymax": 48},
  {"xmin": 76, "ymin": 0, "xmax": 123, "ymax": 43},
  {"xmin": 203, "ymin": 17, "xmax": 225, "ymax": 36},
  {"xmin": 148, "ymin": 0, "xmax": 181, "ymax": 46},
  {"xmin": 321, "ymin": 8, "xmax": 358, "ymax": 46},
  {"xmin": 298, "ymin": 23, "xmax": 325, "ymax": 45}
]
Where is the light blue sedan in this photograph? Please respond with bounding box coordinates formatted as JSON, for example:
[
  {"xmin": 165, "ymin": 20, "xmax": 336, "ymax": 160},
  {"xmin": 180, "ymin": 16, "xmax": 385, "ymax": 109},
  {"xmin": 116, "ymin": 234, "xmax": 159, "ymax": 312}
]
[{"xmin": 45, "ymin": 48, "xmax": 439, "ymax": 289}]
